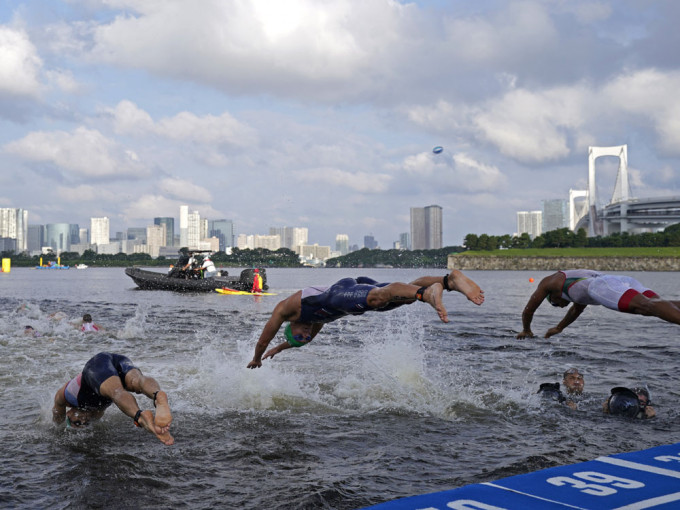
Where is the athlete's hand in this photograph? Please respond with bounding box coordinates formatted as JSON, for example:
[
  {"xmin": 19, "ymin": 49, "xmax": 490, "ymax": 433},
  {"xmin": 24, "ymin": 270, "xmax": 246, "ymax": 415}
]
[
  {"xmin": 247, "ymin": 360, "xmax": 262, "ymax": 369},
  {"xmin": 544, "ymin": 327, "xmax": 563, "ymax": 338},
  {"xmin": 516, "ymin": 330, "xmax": 535, "ymax": 339}
]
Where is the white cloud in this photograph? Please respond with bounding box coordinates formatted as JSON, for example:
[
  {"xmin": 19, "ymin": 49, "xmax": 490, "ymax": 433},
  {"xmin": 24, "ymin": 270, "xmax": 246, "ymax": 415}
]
[
  {"xmin": 56, "ymin": 184, "xmax": 118, "ymax": 202},
  {"xmin": 121, "ymin": 193, "xmax": 222, "ymax": 224},
  {"xmin": 0, "ymin": 26, "xmax": 42, "ymax": 97},
  {"xmin": 292, "ymin": 167, "xmax": 391, "ymax": 193},
  {"xmin": 3, "ymin": 126, "xmax": 147, "ymax": 178},
  {"xmin": 83, "ymin": 0, "xmax": 411, "ymax": 100},
  {"xmin": 109, "ymin": 100, "xmax": 257, "ymax": 147},
  {"xmin": 159, "ymin": 178, "xmax": 213, "ymax": 202},
  {"xmin": 603, "ymin": 69, "xmax": 680, "ymax": 154}
]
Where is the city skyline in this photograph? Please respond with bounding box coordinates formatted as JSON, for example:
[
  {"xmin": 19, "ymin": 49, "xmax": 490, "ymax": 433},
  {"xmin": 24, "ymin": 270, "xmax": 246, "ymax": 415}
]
[{"xmin": 2, "ymin": 2, "xmax": 680, "ymax": 247}]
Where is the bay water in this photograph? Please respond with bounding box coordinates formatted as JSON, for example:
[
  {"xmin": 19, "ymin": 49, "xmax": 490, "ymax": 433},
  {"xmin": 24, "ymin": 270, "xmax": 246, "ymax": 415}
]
[{"xmin": 1, "ymin": 267, "xmax": 679, "ymax": 509}]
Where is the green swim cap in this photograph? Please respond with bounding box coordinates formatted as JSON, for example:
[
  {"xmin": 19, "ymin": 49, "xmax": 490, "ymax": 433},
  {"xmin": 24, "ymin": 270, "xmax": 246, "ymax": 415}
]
[{"xmin": 284, "ymin": 323, "xmax": 305, "ymax": 347}]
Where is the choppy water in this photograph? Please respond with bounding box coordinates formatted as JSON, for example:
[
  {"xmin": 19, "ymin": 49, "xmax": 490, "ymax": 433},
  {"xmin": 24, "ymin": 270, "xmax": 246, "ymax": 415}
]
[{"xmin": 1, "ymin": 267, "xmax": 679, "ymax": 509}]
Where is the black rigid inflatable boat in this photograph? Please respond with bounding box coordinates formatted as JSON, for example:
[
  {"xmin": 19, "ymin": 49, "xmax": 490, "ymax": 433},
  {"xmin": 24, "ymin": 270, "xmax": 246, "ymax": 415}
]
[{"xmin": 125, "ymin": 267, "xmax": 268, "ymax": 292}]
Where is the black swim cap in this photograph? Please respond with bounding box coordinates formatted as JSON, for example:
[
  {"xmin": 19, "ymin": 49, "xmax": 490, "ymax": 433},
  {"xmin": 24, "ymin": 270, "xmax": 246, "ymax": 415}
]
[
  {"xmin": 607, "ymin": 387, "xmax": 640, "ymax": 418},
  {"xmin": 538, "ymin": 382, "xmax": 566, "ymax": 403}
]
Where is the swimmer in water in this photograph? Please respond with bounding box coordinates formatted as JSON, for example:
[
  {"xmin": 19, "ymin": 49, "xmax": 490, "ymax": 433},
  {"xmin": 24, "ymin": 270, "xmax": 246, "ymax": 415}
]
[
  {"xmin": 247, "ymin": 271, "xmax": 484, "ymax": 368},
  {"xmin": 79, "ymin": 313, "xmax": 101, "ymax": 332},
  {"xmin": 517, "ymin": 270, "xmax": 680, "ymax": 339},
  {"xmin": 52, "ymin": 352, "xmax": 174, "ymax": 445}
]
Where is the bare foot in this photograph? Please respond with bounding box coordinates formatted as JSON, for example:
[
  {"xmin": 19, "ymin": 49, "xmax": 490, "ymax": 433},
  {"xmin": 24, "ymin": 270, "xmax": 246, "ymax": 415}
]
[
  {"xmin": 139, "ymin": 410, "xmax": 174, "ymax": 445},
  {"xmin": 153, "ymin": 391, "xmax": 172, "ymax": 431},
  {"xmin": 423, "ymin": 283, "xmax": 449, "ymax": 323},
  {"xmin": 448, "ymin": 270, "xmax": 484, "ymax": 305}
]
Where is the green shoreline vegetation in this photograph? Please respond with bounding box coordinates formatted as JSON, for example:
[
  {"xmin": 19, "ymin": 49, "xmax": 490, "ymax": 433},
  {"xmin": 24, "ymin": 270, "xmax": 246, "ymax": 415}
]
[
  {"xmin": 3, "ymin": 225, "xmax": 680, "ymax": 269},
  {"xmin": 458, "ymin": 246, "xmax": 680, "ymax": 258}
]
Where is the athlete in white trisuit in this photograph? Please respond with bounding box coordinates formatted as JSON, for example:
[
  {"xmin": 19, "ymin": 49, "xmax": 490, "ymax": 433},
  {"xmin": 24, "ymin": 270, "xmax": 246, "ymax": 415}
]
[{"xmin": 517, "ymin": 269, "xmax": 680, "ymax": 339}]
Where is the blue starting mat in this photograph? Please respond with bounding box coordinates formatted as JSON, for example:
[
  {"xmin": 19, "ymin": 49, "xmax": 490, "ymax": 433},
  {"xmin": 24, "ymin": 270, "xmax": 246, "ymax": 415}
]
[{"xmin": 363, "ymin": 442, "xmax": 680, "ymax": 509}]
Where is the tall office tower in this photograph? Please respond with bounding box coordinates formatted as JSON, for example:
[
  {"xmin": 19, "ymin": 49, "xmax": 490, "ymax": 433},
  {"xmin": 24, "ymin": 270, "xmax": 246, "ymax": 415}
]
[
  {"xmin": 363, "ymin": 235, "xmax": 378, "ymax": 249},
  {"xmin": 146, "ymin": 224, "xmax": 166, "ymax": 258},
  {"xmin": 542, "ymin": 199, "xmax": 569, "ymax": 233},
  {"xmin": 79, "ymin": 228, "xmax": 89, "ymax": 244},
  {"xmin": 68, "ymin": 224, "xmax": 80, "ymax": 245},
  {"xmin": 399, "ymin": 232, "xmax": 410, "ymax": 250},
  {"xmin": 209, "ymin": 220, "xmax": 234, "ymax": 251},
  {"xmin": 517, "ymin": 211, "xmax": 542, "ymax": 239},
  {"xmin": 27, "ymin": 224, "xmax": 44, "ymax": 252},
  {"xmin": 127, "ymin": 227, "xmax": 147, "ymax": 243},
  {"xmin": 335, "ymin": 234, "xmax": 349, "ymax": 255},
  {"xmin": 269, "ymin": 227, "xmax": 308, "ymax": 249},
  {"xmin": 90, "ymin": 217, "xmax": 110, "ymax": 246},
  {"xmin": 154, "ymin": 217, "xmax": 175, "ymax": 247},
  {"xmin": 187, "ymin": 210, "xmax": 201, "ymax": 249},
  {"xmin": 289, "ymin": 227, "xmax": 308, "ymax": 249},
  {"xmin": 179, "ymin": 205, "xmax": 189, "ymax": 248},
  {"xmin": 410, "ymin": 205, "xmax": 443, "ymax": 250},
  {"xmin": 198, "ymin": 219, "xmax": 208, "ymax": 241},
  {"xmin": 0, "ymin": 208, "xmax": 28, "ymax": 252},
  {"xmin": 45, "ymin": 223, "xmax": 71, "ymax": 252}
]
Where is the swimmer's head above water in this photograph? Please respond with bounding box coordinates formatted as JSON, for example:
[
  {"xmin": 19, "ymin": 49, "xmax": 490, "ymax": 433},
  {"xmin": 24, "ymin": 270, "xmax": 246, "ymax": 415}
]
[{"xmin": 284, "ymin": 323, "xmax": 313, "ymax": 348}]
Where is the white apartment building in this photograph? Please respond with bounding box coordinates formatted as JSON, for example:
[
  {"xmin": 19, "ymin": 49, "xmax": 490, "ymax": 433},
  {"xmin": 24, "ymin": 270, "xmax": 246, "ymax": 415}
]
[{"xmin": 90, "ymin": 217, "xmax": 110, "ymax": 246}]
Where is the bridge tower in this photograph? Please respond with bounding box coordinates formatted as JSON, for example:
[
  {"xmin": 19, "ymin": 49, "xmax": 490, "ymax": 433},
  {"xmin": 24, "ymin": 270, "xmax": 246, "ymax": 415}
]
[{"xmin": 588, "ymin": 145, "xmax": 628, "ymax": 236}]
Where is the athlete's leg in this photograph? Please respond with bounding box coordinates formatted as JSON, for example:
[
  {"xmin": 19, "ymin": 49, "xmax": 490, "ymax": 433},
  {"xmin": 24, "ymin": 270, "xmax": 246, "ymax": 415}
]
[
  {"xmin": 408, "ymin": 270, "xmax": 484, "ymax": 305},
  {"xmin": 124, "ymin": 369, "xmax": 172, "ymax": 431},
  {"xmin": 367, "ymin": 282, "xmax": 448, "ymax": 323},
  {"xmin": 627, "ymin": 294, "xmax": 680, "ymax": 325}
]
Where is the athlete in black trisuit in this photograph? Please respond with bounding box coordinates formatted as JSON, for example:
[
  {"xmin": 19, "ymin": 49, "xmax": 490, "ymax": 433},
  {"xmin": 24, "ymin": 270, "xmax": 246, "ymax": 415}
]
[
  {"xmin": 52, "ymin": 352, "xmax": 174, "ymax": 445},
  {"xmin": 246, "ymin": 270, "xmax": 485, "ymax": 368}
]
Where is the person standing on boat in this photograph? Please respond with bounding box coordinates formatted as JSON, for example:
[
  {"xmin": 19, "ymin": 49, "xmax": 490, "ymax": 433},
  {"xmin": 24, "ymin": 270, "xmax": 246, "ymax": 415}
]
[
  {"xmin": 201, "ymin": 255, "xmax": 217, "ymax": 278},
  {"xmin": 246, "ymin": 270, "xmax": 484, "ymax": 368},
  {"xmin": 52, "ymin": 352, "xmax": 174, "ymax": 445},
  {"xmin": 516, "ymin": 270, "xmax": 680, "ymax": 339},
  {"xmin": 252, "ymin": 268, "xmax": 263, "ymax": 293}
]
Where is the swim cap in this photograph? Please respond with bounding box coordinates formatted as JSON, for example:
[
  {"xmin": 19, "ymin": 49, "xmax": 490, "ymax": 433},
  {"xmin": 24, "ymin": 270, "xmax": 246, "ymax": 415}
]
[
  {"xmin": 607, "ymin": 387, "xmax": 641, "ymax": 418},
  {"xmin": 284, "ymin": 324, "xmax": 311, "ymax": 348},
  {"xmin": 537, "ymin": 382, "xmax": 566, "ymax": 403}
]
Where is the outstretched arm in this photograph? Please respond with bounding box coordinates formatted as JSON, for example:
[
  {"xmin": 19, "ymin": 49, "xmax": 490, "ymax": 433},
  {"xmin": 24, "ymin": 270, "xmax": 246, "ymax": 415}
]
[
  {"xmin": 517, "ymin": 276, "xmax": 555, "ymax": 339},
  {"xmin": 247, "ymin": 292, "xmax": 301, "ymax": 368},
  {"xmin": 262, "ymin": 323, "xmax": 324, "ymax": 360},
  {"xmin": 52, "ymin": 383, "xmax": 68, "ymax": 424},
  {"xmin": 545, "ymin": 303, "xmax": 587, "ymax": 338}
]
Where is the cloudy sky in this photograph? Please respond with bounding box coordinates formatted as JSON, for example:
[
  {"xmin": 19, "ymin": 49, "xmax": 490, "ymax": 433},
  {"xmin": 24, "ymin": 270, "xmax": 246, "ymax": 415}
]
[{"xmin": 2, "ymin": 0, "xmax": 680, "ymax": 248}]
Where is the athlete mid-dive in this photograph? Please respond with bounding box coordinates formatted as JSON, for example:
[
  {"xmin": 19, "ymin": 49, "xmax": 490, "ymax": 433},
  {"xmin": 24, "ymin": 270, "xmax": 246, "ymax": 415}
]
[
  {"xmin": 246, "ymin": 270, "xmax": 484, "ymax": 368},
  {"xmin": 517, "ymin": 269, "xmax": 680, "ymax": 339}
]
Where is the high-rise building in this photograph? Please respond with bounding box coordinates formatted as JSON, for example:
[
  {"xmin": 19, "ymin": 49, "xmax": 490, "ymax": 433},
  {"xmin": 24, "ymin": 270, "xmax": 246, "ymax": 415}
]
[
  {"xmin": 187, "ymin": 210, "xmax": 201, "ymax": 249},
  {"xmin": 410, "ymin": 205, "xmax": 442, "ymax": 250},
  {"xmin": 542, "ymin": 199, "xmax": 569, "ymax": 233},
  {"xmin": 269, "ymin": 227, "xmax": 308, "ymax": 250},
  {"xmin": 69, "ymin": 224, "xmax": 80, "ymax": 245},
  {"xmin": 127, "ymin": 227, "xmax": 147, "ymax": 243},
  {"xmin": 154, "ymin": 217, "xmax": 175, "ymax": 247},
  {"xmin": 335, "ymin": 234, "xmax": 349, "ymax": 255},
  {"xmin": 146, "ymin": 224, "xmax": 166, "ymax": 258},
  {"xmin": 90, "ymin": 217, "xmax": 110, "ymax": 246},
  {"xmin": 209, "ymin": 220, "xmax": 234, "ymax": 251},
  {"xmin": 0, "ymin": 208, "xmax": 28, "ymax": 253},
  {"xmin": 364, "ymin": 235, "xmax": 378, "ymax": 249},
  {"xmin": 27, "ymin": 224, "xmax": 44, "ymax": 253},
  {"xmin": 399, "ymin": 232, "xmax": 410, "ymax": 250},
  {"xmin": 179, "ymin": 205, "xmax": 189, "ymax": 248},
  {"xmin": 79, "ymin": 228, "xmax": 89, "ymax": 245},
  {"xmin": 45, "ymin": 223, "xmax": 71, "ymax": 252},
  {"xmin": 517, "ymin": 211, "xmax": 542, "ymax": 239}
]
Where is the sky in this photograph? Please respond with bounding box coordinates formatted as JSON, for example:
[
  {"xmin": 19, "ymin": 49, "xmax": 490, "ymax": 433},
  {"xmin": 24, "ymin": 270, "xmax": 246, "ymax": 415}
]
[{"xmin": 2, "ymin": 0, "xmax": 680, "ymax": 248}]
